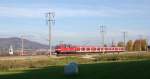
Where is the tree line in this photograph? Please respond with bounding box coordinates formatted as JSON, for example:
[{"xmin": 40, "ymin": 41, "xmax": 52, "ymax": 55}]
[{"xmin": 117, "ymin": 39, "xmax": 148, "ymax": 51}]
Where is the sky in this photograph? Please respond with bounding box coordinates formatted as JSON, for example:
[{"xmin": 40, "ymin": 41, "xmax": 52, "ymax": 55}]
[{"xmin": 0, "ymin": 0, "xmax": 150, "ymax": 46}]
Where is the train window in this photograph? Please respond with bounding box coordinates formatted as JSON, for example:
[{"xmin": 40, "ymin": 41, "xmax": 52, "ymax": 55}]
[
  {"xmin": 76, "ymin": 48, "xmax": 80, "ymax": 51},
  {"xmin": 109, "ymin": 48, "xmax": 111, "ymax": 50},
  {"xmin": 97, "ymin": 48, "xmax": 100, "ymax": 50},
  {"xmin": 112, "ymin": 48, "xmax": 114, "ymax": 50},
  {"xmin": 115, "ymin": 48, "xmax": 118, "ymax": 50},
  {"xmin": 101, "ymin": 48, "xmax": 103, "ymax": 50},
  {"xmin": 91, "ymin": 48, "xmax": 96, "ymax": 50},
  {"xmin": 87, "ymin": 48, "xmax": 90, "ymax": 51},
  {"xmin": 105, "ymin": 48, "xmax": 108, "ymax": 50},
  {"xmin": 81, "ymin": 48, "xmax": 85, "ymax": 51}
]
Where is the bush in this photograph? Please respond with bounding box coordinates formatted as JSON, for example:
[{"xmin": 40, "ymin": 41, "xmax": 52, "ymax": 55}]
[
  {"xmin": 0, "ymin": 64, "xmax": 9, "ymax": 71},
  {"xmin": 93, "ymin": 52, "xmax": 150, "ymax": 62}
]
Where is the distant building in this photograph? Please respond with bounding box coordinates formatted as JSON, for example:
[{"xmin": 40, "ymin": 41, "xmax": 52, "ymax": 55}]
[{"xmin": 9, "ymin": 45, "xmax": 13, "ymax": 55}]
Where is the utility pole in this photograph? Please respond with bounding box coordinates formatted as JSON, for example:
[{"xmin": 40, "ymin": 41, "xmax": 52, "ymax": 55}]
[
  {"xmin": 21, "ymin": 35, "xmax": 24, "ymax": 56},
  {"xmin": 123, "ymin": 32, "xmax": 127, "ymax": 50},
  {"xmin": 139, "ymin": 35, "xmax": 142, "ymax": 52},
  {"xmin": 145, "ymin": 37, "xmax": 148, "ymax": 52},
  {"xmin": 111, "ymin": 39, "xmax": 114, "ymax": 47},
  {"xmin": 46, "ymin": 12, "xmax": 55, "ymax": 56},
  {"xmin": 100, "ymin": 25, "xmax": 106, "ymax": 47}
]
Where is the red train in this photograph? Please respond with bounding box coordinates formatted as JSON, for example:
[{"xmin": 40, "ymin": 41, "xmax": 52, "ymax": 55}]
[{"xmin": 55, "ymin": 44, "xmax": 125, "ymax": 54}]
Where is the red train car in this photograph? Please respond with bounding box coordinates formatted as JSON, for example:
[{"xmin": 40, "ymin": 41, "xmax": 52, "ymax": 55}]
[{"xmin": 55, "ymin": 44, "xmax": 125, "ymax": 54}]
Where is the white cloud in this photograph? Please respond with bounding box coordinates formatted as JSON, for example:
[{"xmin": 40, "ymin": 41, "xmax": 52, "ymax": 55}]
[
  {"xmin": 54, "ymin": 7, "xmax": 149, "ymax": 18},
  {"xmin": 0, "ymin": 6, "xmax": 148, "ymax": 18},
  {"xmin": 0, "ymin": 7, "xmax": 46, "ymax": 18}
]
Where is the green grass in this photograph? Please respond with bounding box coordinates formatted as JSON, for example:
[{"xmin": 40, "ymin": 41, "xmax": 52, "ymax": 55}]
[{"xmin": 0, "ymin": 60, "xmax": 150, "ymax": 79}]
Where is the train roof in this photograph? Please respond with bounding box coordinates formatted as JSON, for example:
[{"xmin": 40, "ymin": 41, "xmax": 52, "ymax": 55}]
[{"xmin": 56, "ymin": 44, "xmax": 124, "ymax": 48}]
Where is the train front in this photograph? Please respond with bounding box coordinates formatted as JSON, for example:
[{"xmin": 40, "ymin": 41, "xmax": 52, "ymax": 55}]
[{"xmin": 54, "ymin": 44, "xmax": 77, "ymax": 55}]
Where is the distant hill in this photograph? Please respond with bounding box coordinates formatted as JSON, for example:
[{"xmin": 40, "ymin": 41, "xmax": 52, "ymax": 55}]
[{"xmin": 0, "ymin": 37, "xmax": 48, "ymax": 49}]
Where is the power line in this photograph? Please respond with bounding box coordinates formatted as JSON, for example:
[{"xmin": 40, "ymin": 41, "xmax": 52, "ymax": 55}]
[{"xmin": 46, "ymin": 12, "xmax": 55, "ymax": 56}]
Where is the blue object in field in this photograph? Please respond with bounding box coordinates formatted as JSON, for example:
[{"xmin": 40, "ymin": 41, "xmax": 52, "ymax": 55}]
[{"xmin": 64, "ymin": 62, "xmax": 79, "ymax": 76}]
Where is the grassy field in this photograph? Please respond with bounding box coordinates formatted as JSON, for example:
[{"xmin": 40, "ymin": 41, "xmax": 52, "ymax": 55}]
[
  {"xmin": 0, "ymin": 52, "xmax": 150, "ymax": 79},
  {"xmin": 0, "ymin": 59, "xmax": 150, "ymax": 79}
]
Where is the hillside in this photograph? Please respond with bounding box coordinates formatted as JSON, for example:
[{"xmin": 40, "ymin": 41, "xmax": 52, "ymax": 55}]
[{"xmin": 0, "ymin": 37, "xmax": 48, "ymax": 49}]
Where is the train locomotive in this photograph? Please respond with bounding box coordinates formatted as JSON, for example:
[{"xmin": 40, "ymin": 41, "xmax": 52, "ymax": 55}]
[{"xmin": 55, "ymin": 44, "xmax": 125, "ymax": 55}]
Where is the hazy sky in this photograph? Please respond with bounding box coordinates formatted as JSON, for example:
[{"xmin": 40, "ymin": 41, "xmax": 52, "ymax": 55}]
[{"xmin": 0, "ymin": 0, "xmax": 150, "ymax": 45}]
